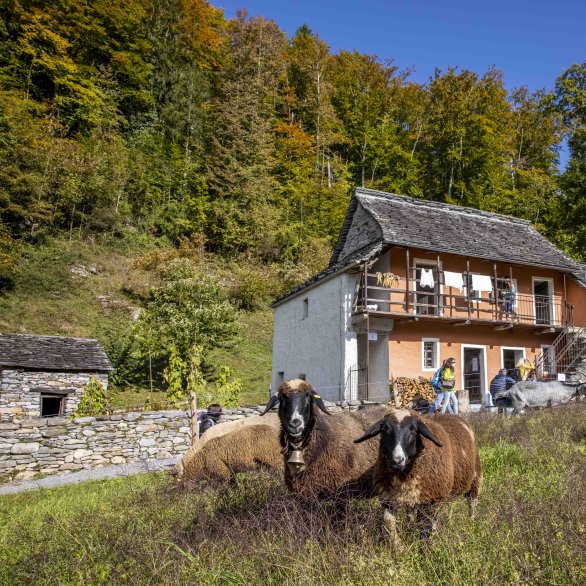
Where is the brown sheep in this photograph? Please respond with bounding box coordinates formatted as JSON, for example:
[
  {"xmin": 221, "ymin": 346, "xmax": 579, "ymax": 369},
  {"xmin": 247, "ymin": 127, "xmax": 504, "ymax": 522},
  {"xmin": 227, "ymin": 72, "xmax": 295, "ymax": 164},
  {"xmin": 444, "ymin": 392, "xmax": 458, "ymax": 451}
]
[
  {"xmin": 354, "ymin": 408, "xmax": 482, "ymax": 548},
  {"xmin": 179, "ymin": 423, "xmax": 282, "ymax": 488},
  {"xmin": 172, "ymin": 413, "xmax": 280, "ymax": 482},
  {"xmin": 261, "ymin": 379, "xmax": 387, "ymax": 501}
]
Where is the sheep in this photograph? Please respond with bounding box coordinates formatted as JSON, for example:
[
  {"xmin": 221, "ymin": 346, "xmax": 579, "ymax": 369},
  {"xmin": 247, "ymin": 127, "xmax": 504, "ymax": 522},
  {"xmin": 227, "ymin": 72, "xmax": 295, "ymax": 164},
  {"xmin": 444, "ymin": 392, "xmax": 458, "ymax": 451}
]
[
  {"xmin": 354, "ymin": 408, "xmax": 482, "ymax": 548},
  {"xmin": 178, "ymin": 423, "xmax": 282, "ymax": 488},
  {"xmin": 494, "ymin": 376, "xmax": 586, "ymax": 413},
  {"xmin": 173, "ymin": 413, "xmax": 280, "ymax": 483},
  {"xmin": 261, "ymin": 379, "xmax": 388, "ymax": 501}
]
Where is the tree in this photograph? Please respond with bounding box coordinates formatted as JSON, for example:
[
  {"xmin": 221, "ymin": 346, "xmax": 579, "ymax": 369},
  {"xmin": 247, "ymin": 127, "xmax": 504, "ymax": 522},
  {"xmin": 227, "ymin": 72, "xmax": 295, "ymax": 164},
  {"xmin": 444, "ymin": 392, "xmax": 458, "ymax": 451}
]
[{"xmin": 555, "ymin": 61, "xmax": 586, "ymax": 258}]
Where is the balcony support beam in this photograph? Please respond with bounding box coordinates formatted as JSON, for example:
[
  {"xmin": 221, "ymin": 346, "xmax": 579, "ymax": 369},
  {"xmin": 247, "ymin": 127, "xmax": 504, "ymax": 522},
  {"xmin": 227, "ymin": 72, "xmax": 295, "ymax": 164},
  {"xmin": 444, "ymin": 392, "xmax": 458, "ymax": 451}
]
[
  {"xmin": 536, "ymin": 328, "xmax": 556, "ymax": 335},
  {"xmin": 494, "ymin": 323, "xmax": 514, "ymax": 331},
  {"xmin": 453, "ymin": 320, "xmax": 471, "ymax": 327}
]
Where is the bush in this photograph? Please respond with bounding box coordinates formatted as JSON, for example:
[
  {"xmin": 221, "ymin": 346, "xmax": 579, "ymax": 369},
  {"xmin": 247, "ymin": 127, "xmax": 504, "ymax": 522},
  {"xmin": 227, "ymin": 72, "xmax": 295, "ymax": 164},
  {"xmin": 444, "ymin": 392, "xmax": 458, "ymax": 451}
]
[{"xmin": 73, "ymin": 376, "xmax": 111, "ymax": 416}]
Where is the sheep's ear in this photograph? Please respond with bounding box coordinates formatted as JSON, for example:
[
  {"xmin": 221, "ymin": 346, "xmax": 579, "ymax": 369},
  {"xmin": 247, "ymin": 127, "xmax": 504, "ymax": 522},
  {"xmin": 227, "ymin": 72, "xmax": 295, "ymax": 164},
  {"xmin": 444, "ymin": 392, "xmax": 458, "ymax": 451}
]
[
  {"xmin": 261, "ymin": 394, "xmax": 280, "ymax": 415},
  {"xmin": 312, "ymin": 394, "xmax": 331, "ymax": 415},
  {"xmin": 417, "ymin": 420, "xmax": 443, "ymax": 447},
  {"xmin": 354, "ymin": 420, "xmax": 384, "ymax": 443}
]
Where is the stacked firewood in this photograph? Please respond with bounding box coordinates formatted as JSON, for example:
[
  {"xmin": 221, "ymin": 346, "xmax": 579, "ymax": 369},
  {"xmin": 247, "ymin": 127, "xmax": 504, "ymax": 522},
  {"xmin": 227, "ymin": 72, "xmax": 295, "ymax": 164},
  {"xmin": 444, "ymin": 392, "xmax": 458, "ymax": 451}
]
[{"xmin": 390, "ymin": 376, "xmax": 435, "ymax": 409}]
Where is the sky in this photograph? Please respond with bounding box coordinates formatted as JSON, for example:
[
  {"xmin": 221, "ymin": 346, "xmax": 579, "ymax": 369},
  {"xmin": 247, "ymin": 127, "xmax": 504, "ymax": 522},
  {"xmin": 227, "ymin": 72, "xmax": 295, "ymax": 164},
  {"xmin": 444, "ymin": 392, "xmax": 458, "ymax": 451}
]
[{"xmin": 216, "ymin": 0, "xmax": 584, "ymax": 92}]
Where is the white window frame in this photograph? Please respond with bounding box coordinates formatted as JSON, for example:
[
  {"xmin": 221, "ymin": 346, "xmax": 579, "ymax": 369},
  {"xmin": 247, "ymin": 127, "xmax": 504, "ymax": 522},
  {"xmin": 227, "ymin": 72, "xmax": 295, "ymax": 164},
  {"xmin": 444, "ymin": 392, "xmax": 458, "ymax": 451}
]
[
  {"xmin": 421, "ymin": 338, "xmax": 440, "ymax": 371},
  {"xmin": 500, "ymin": 346, "xmax": 526, "ymax": 370}
]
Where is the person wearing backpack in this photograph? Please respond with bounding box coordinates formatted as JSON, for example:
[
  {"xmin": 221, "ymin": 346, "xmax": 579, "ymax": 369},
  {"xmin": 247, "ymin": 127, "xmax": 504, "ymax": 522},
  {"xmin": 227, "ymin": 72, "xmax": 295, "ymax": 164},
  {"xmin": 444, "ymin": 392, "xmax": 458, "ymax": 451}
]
[
  {"xmin": 439, "ymin": 357, "xmax": 458, "ymax": 414},
  {"xmin": 199, "ymin": 403, "xmax": 223, "ymax": 437},
  {"xmin": 428, "ymin": 359, "xmax": 454, "ymax": 414}
]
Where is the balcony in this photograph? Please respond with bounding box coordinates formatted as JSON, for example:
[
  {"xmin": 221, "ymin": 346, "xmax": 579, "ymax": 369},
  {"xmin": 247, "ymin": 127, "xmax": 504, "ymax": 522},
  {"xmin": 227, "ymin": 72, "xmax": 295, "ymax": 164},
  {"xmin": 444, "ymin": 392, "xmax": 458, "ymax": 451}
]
[{"xmin": 353, "ymin": 270, "xmax": 573, "ymax": 331}]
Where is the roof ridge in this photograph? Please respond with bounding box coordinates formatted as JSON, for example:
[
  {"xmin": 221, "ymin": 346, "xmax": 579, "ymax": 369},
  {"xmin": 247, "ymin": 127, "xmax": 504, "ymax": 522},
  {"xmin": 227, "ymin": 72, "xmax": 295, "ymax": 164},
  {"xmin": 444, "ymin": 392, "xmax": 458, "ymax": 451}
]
[
  {"xmin": 355, "ymin": 187, "xmax": 532, "ymax": 226},
  {"xmin": 0, "ymin": 332, "xmax": 100, "ymax": 342}
]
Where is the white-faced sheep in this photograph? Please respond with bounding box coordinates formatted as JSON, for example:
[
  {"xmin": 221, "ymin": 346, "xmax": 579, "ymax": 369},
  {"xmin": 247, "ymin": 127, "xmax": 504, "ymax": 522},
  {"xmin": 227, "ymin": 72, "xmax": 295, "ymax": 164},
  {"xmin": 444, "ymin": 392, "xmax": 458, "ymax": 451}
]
[
  {"xmin": 172, "ymin": 413, "xmax": 280, "ymax": 482},
  {"xmin": 261, "ymin": 379, "xmax": 387, "ymax": 501},
  {"xmin": 354, "ymin": 408, "xmax": 482, "ymax": 548},
  {"xmin": 177, "ymin": 423, "xmax": 282, "ymax": 488}
]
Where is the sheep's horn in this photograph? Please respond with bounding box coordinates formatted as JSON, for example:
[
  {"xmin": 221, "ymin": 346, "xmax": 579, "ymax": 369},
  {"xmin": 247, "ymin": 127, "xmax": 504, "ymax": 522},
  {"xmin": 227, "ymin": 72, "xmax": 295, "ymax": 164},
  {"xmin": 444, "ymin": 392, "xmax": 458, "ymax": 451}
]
[{"xmin": 261, "ymin": 394, "xmax": 280, "ymax": 415}]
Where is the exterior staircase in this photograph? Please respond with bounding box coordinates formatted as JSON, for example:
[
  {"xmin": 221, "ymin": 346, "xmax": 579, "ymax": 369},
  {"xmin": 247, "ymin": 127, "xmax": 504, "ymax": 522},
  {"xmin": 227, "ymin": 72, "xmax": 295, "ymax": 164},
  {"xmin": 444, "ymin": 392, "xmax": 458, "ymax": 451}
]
[{"xmin": 535, "ymin": 326, "xmax": 586, "ymax": 382}]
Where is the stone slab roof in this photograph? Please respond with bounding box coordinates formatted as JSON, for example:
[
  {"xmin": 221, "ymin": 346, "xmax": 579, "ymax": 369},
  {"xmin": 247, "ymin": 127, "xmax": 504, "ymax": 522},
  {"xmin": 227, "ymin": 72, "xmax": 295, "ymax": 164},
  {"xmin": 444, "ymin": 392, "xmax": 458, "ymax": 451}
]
[
  {"xmin": 332, "ymin": 188, "xmax": 580, "ymax": 270},
  {"xmin": 0, "ymin": 333, "xmax": 113, "ymax": 372},
  {"xmin": 275, "ymin": 187, "xmax": 581, "ymax": 305}
]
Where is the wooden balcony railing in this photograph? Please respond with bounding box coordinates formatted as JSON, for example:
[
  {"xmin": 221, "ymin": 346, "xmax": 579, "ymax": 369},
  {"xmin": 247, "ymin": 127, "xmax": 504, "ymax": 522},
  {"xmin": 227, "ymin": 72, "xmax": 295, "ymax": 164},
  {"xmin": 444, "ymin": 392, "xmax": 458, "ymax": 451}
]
[{"xmin": 353, "ymin": 271, "xmax": 573, "ymax": 329}]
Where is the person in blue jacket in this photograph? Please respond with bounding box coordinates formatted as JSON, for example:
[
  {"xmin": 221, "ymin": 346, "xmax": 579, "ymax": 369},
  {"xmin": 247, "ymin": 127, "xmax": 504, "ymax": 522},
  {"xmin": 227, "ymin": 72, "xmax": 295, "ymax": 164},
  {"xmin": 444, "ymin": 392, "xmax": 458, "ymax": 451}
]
[{"xmin": 488, "ymin": 368, "xmax": 517, "ymax": 407}]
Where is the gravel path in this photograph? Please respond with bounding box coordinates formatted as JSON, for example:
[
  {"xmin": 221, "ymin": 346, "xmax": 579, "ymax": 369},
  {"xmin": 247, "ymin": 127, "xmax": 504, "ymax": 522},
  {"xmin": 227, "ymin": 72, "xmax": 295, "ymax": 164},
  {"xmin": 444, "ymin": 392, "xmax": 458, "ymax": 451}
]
[{"xmin": 0, "ymin": 457, "xmax": 180, "ymax": 495}]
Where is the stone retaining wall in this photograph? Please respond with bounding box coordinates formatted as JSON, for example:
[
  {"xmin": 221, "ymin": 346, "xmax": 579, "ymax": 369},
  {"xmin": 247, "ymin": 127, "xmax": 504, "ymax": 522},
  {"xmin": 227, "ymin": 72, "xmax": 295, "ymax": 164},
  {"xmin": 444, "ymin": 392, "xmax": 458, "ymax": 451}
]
[{"xmin": 0, "ymin": 399, "xmax": 379, "ymax": 482}]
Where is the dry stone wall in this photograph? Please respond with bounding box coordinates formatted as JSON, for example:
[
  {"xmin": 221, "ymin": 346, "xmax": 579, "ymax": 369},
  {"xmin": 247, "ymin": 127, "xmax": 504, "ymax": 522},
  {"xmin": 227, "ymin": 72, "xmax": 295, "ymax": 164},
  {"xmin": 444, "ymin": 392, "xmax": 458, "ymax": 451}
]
[{"xmin": 0, "ymin": 399, "xmax": 378, "ymax": 482}]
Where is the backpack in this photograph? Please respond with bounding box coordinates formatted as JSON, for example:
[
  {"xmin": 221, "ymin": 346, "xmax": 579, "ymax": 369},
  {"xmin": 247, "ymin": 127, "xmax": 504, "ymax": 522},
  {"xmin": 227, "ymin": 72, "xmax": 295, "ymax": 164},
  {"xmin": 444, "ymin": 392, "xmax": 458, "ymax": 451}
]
[{"xmin": 431, "ymin": 367, "xmax": 444, "ymax": 391}]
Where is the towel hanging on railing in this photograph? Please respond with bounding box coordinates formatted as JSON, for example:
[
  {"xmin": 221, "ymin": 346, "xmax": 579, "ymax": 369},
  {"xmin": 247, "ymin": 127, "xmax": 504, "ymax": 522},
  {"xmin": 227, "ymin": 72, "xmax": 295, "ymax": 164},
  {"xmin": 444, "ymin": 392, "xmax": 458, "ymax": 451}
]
[
  {"xmin": 444, "ymin": 271, "xmax": 464, "ymax": 289},
  {"xmin": 471, "ymin": 274, "xmax": 493, "ymax": 292},
  {"xmin": 419, "ymin": 268, "xmax": 435, "ymax": 289}
]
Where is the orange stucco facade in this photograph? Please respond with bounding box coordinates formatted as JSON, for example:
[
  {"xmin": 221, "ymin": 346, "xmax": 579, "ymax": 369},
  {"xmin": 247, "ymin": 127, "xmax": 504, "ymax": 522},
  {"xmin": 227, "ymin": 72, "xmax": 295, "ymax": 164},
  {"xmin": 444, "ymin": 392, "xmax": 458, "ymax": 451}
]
[{"xmin": 364, "ymin": 246, "xmax": 586, "ymax": 403}]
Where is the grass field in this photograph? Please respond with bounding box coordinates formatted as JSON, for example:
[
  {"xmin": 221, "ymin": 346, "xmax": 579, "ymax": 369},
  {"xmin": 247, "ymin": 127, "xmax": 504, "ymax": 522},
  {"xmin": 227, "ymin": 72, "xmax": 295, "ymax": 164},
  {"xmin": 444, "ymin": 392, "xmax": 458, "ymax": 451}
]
[{"xmin": 1, "ymin": 406, "xmax": 585, "ymax": 585}]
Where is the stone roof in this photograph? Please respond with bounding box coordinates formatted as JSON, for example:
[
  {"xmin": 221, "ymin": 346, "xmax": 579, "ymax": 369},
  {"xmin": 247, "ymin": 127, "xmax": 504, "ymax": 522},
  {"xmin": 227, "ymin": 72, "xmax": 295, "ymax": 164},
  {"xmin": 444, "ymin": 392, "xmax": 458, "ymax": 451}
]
[
  {"xmin": 0, "ymin": 333, "xmax": 113, "ymax": 372},
  {"xmin": 275, "ymin": 187, "xmax": 581, "ymax": 305},
  {"xmin": 333, "ymin": 188, "xmax": 580, "ymax": 270}
]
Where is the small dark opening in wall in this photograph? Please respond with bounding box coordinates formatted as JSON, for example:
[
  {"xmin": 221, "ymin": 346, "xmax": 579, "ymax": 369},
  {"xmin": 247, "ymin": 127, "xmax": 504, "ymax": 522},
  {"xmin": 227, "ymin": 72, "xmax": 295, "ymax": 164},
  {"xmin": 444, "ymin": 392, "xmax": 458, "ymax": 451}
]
[{"xmin": 41, "ymin": 395, "xmax": 64, "ymax": 417}]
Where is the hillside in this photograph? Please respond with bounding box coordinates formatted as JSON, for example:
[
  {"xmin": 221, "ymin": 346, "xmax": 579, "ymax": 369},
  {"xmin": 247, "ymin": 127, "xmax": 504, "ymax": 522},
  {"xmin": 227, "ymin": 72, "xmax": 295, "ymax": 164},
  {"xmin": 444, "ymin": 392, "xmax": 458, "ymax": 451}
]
[{"xmin": 0, "ymin": 236, "xmax": 275, "ymax": 407}]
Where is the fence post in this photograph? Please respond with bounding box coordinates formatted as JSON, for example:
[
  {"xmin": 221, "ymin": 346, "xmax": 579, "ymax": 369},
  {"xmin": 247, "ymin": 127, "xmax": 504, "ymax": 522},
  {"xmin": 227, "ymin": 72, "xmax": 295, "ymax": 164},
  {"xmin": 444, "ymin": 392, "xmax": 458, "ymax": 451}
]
[{"xmin": 190, "ymin": 392, "xmax": 199, "ymax": 446}]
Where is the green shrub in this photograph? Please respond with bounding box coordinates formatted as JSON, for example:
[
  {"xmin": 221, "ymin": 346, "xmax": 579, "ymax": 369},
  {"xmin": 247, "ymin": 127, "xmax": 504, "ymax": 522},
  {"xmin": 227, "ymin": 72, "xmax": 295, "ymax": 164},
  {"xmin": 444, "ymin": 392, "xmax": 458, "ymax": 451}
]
[{"xmin": 73, "ymin": 376, "xmax": 111, "ymax": 416}]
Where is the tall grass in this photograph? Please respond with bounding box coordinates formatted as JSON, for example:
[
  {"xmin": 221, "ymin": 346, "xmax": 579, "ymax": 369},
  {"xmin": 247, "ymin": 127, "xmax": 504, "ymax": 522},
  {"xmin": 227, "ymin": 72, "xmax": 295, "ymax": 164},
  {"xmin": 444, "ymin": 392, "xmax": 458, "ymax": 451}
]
[{"xmin": 1, "ymin": 406, "xmax": 585, "ymax": 585}]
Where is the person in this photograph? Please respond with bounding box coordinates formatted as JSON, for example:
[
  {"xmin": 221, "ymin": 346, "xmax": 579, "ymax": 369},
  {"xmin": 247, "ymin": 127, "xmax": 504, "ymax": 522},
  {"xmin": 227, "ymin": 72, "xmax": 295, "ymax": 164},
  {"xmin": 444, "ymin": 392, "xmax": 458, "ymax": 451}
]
[
  {"xmin": 488, "ymin": 368, "xmax": 516, "ymax": 407},
  {"xmin": 428, "ymin": 359, "xmax": 454, "ymax": 414},
  {"xmin": 199, "ymin": 403, "xmax": 222, "ymax": 437},
  {"xmin": 503, "ymin": 280, "xmax": 517, "ymax": 320},
  {"xmin": 516, "ymin": 357, "xmax": 535, "ymax": 381},
  {"xmin": 439, "ymin": 357, "xmax": 458, "ymax": 414}
]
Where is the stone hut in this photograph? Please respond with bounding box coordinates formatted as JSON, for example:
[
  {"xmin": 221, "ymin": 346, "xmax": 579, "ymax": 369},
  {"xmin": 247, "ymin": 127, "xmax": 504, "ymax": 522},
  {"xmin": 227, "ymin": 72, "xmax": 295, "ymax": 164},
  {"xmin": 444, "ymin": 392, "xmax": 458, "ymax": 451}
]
[{"xmin": 0, "ymin": 333, "xmax": 112, "ymax": 419}]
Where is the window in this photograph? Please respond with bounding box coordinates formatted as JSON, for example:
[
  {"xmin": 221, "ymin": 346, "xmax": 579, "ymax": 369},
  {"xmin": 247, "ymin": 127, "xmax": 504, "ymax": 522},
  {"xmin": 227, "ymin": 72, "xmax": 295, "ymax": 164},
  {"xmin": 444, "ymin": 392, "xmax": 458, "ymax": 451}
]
[
  {"xmin": 299, "ymin": 373, "xmax": 306, "ymax": 381},
  {"xmin": 422, "ymin": 339, "xmax": 439, "ymax": 370},
  {"xmin": 40, "ymin": 394, "xmax": 65, "ymax": 417},
  {"xmin": 277, "ymin": 371, "xmax": 284, "ymax": 385},
  {"xmin": 302, "ymin": 298, "xmax": 309, "ymax": 319}
]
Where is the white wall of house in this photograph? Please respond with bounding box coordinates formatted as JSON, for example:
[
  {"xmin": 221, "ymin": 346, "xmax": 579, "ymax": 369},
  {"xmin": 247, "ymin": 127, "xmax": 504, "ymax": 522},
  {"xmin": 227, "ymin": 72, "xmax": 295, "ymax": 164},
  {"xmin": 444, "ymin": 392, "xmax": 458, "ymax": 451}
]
[{"xmin": 272, "ymin": 272, "xmax": 359, "ymax": 402}]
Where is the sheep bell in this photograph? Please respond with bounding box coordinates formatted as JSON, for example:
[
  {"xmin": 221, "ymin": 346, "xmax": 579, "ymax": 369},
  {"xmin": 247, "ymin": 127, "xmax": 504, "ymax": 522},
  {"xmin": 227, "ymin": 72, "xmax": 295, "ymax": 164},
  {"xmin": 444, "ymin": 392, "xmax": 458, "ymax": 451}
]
[{"xmin": 287, "ymin": 449, "xmax": 305, "ymax": 475}]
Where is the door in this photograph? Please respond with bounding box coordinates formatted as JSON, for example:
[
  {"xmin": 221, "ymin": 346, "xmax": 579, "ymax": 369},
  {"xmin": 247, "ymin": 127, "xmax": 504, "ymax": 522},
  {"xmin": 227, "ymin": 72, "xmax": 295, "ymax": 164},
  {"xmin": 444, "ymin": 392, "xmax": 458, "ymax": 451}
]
[
  {"xmin": 415, "ymin": 263, "xmax": 439, "ymax": 315},
  {"xmin": 533, "ymin": 279, "xmax": 552, "ymax": 325},
  {"xmin": 463, "ymin": 347, "xmax": 484, "ymax": 403}
]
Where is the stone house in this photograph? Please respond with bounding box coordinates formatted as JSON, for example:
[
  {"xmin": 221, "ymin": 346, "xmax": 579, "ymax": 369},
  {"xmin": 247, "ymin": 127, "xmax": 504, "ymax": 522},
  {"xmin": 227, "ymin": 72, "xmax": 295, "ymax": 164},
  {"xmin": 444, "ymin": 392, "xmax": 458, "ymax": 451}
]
[
  {"xmin": 0, "ymin": 333, "xmax": 112, "ymax": 419},
  {"xmin": 272, "ymin": 188, "xmax": 586, "ymax": 405}
]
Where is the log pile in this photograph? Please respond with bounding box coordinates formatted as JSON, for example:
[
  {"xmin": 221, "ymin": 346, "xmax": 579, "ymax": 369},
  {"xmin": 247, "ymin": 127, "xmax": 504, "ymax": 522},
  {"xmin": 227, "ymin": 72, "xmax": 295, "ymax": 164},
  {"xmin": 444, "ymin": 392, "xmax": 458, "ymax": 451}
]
[{"xmin": 390, "ymin": 376, "xmax": 435, "ymax": 410}]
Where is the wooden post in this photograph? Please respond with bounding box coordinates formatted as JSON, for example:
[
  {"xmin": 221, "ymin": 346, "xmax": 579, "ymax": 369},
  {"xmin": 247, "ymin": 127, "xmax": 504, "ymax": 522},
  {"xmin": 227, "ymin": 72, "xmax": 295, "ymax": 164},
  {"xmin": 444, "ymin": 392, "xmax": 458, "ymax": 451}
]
[
  {"xmin": 392, "ymin": 374, "xmax": 401, "ymax": 408},
  {"xmin": 190, "ymin": 392, "xmax": 199, "ymax": 446},
  {"xmin": 493, "ymin": 262, "xmax": 499, "ymax": 321},
  {"xmin": 405, "ymin": 249, "xmax": 410, "ymax": 314},
  {"xmin": 437, "ymin": 252, "xmax": 442, "ymax": 315},
  {"xmin": 563, "ymin": 272, "xmax": 567, "ymax": 325},
  {"xmin": 466, "ymin": 257, "xmax": 471, "ymax": 321}
]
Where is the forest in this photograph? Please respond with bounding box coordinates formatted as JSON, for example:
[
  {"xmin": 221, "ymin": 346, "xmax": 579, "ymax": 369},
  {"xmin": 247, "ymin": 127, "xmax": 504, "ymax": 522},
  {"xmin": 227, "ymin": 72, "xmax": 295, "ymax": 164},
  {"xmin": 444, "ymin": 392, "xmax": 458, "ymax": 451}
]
[{"xmin": 1, "ymin": 0, "xmax": 585, "ymax": 401}]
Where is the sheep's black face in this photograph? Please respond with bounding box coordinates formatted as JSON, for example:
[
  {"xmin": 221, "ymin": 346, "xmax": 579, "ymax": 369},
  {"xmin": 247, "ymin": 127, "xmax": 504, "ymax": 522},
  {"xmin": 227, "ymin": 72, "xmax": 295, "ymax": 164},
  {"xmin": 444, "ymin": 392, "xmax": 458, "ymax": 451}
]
[
  {"xmin": 380, "ymin": 418, "xmax": 421, "ymax": 472},
  {"xmin": 279, "ymin": 391, "xmax": 313, "ymax": 439},
  {"xmin": 260, "ymin": 380, "xmax": 331, "ymax": 440},
  {"xmin": 354, "ymin": 414, "xmax": 443, "ymax": 473}
]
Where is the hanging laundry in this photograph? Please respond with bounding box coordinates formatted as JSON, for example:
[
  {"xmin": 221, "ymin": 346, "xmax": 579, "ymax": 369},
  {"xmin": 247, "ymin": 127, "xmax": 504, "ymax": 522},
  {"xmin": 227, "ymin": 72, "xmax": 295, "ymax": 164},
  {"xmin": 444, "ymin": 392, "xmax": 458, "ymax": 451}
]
[
  {"xmin": 444, "ymin": 271, "xmax": 464, "ymax": 289},
  {"xmin": 420, "ymin": 268, "xmax": 435, "ymax": 289},
  {"xmin": 471, "ymin": 274, "xmax": 493, "ymax": 292}
]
